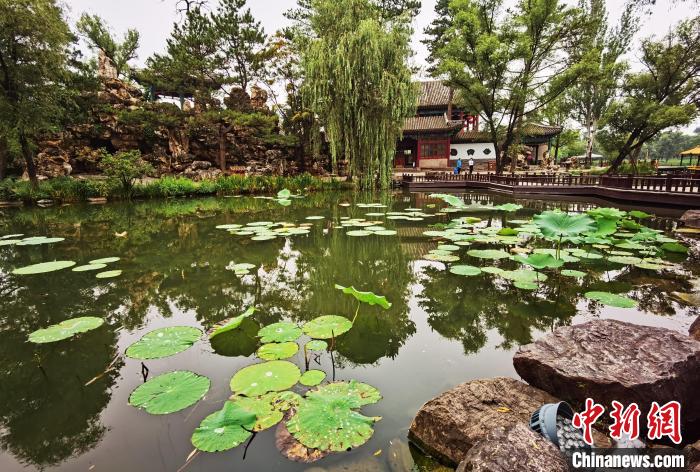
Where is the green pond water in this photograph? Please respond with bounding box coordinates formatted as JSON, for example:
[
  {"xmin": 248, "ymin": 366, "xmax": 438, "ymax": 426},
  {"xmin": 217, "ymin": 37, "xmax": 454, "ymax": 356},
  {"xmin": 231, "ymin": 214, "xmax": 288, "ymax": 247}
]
[{"xmin": 0, "ymin": 191, "xmax": 697, "ymax": 472}]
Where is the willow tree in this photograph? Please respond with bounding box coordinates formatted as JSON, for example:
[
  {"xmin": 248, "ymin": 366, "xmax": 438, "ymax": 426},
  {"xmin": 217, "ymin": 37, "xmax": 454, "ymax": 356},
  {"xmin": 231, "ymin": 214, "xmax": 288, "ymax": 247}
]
[{"xmin": 300, "ymin": 0, "xmax": 417, "ymax": 189}]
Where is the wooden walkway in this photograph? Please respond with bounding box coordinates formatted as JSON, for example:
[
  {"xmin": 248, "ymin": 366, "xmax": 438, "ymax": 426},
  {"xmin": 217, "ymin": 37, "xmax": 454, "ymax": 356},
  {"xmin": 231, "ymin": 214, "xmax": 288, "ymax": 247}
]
[{"xmin": 401, "ymin": 173, "xmax": 700, "ymax": 208}]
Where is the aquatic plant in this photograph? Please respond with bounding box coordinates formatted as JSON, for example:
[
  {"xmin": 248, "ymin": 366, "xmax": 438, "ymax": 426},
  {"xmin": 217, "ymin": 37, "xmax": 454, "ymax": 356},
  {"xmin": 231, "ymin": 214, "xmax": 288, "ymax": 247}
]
[
  {"xmin": 129, "ymin": 371, "xmax": 210, "ymax": 415},
  {"xmin": 191, "ymin": 402, "xmax": 257, "ymax": 452},
  {"xmin": 28, "ymin": 317, "xmax": 104, "ymax": 344},
  {"xmin": 208, "ymin": 307, "xmax": 256, "ymax": 340},
  {"xmin": 230, "ymin": 361, "xmax": 301, "ymax": 397},
  {"xmin": 126, "ymin": 326, "xmax": 202, "ymax": 360}
]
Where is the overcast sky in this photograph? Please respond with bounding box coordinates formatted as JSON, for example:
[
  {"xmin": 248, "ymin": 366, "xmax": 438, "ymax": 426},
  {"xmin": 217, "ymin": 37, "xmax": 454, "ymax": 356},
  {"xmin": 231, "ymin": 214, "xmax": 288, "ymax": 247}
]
[{"xmin": 62, "ymin": 0, "xmax": 698, "ymax": 130}]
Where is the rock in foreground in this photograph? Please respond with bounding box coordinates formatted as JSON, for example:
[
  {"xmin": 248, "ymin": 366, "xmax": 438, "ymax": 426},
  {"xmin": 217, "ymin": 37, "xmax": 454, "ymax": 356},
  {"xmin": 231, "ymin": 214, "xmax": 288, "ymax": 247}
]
[
  {"xmin": 455, "ymin": 423, "xmax": 569, "ymax": 472},
  {"xmin": 408, "ymin": 377, "xmax": 560, "ymax": 466},
  {"xmin": 514, "ymin": 319, "xmax": 700, "ymax": 441}
]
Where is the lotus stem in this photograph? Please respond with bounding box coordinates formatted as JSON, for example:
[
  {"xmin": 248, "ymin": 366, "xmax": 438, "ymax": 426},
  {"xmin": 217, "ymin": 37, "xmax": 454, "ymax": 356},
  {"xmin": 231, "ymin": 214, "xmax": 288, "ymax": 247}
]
[{"xmin": 352, "ymin": 303, "xmax": 360, "ymax": 324}]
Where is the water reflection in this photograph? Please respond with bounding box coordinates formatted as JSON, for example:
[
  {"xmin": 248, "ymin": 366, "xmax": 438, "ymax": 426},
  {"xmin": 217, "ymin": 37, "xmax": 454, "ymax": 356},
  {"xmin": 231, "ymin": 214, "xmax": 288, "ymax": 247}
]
[{"xmin": 0, "ymin": 191, "xmax": 695, "ymax": 470}]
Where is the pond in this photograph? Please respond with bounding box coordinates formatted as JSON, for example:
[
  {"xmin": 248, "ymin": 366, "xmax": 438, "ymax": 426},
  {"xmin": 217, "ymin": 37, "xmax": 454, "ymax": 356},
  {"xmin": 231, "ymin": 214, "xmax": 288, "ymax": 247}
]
[{"xmin": 0, "ymin": 191, "xmax": 697, "ymax": 472}]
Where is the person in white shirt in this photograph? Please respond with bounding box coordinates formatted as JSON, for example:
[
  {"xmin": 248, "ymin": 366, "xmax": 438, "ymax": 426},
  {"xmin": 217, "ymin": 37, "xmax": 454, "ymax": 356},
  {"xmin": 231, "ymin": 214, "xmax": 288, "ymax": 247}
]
[{"xmin": 468, "ymin": 158, "xmax": 475, "ymax": 175}]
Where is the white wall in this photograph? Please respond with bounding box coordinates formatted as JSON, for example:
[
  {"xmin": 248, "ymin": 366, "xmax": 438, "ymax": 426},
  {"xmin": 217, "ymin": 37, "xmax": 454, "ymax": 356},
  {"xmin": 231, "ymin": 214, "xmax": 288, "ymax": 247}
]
[{"xmin": 450, "ymin": 142, "xmax": 496, "ymax": 161}]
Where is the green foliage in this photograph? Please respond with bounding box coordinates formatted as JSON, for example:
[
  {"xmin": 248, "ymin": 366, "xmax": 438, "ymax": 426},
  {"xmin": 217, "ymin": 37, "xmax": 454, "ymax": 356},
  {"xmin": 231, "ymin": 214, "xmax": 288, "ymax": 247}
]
[
  {"xmin": 191, "ymin": 402, "xmax": 256, "ymax": 452},
  {"xmin": 28, "ymin": 317, "xmax": 104, "ymax": 344},
  {"xmin": 99, "ymin": 150, "xmax": 153, "ymax": 197},
  {"xmin": 126, "ymin": 326, "xmax": 202, "ymax": 360},
  {"xmin": 602, "ymin": 17, "xmax": 700, "ymax": 172},
  {"xmin": 230, "ymin": 360, "xmax": 301, "ymax": 396},
  {"xmin": 299, "ymin": 0, "xmax": 418, "ymax": 189},
  {"xmin": 534, "ymin": 210, "xmax": 595, "ymax": 241},
  {"xmin": 76, "ymin": 13, "xmax": 140, "ymax": 78},
  {"xmin": 334, "ymin": 285, "xmax": 392, "ymax": 309},
  {"xmin": 129, "ymin": 371, "xmax": 210, "ymax": 415},
  {"xmin": 209, "ymin": 307, "xmax": 256, "ymax": 339}
]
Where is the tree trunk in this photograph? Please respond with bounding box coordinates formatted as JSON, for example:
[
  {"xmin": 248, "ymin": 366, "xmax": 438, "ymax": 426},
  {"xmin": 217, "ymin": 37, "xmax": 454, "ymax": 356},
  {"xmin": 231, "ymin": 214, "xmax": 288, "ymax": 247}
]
[
  {"xmin": 585, "ymin": 119, "xmax": 597, "ymax": 168},
  {"xmin": 19, "ymin": 133, "xmax": 38, "ymax": 187},
  {"xmin": 607, "ymin": 129, "xmax": 642, "ymax": 174},
  {"xmin": 218, "ymin": 127, "xmax": 226, "ymax": 172},
  {"xmin": 0, "ymin": 139, "xmax": 7, "ymax": 180},
  {"xmin": 554, "ymin": 134, "xmax": 561, "ymax": 164}
]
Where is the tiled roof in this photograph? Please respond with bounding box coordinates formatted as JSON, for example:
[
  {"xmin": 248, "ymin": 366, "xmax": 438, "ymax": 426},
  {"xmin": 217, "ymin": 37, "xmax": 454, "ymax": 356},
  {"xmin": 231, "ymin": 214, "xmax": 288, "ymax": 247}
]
[
  {"xmin": 418, "ymin": 81, "xmax": 453, "ymax": 108},
  {"xmin": 454, "ymin": 130, "xmax": 491, "ymax": 142},
  {"xmin": 520, "ymin": 123, "xmax": 563, "ymax": 137},
  {"xmin": 403, "ymin": 116, "xmax": 462, "ymax": 133}
]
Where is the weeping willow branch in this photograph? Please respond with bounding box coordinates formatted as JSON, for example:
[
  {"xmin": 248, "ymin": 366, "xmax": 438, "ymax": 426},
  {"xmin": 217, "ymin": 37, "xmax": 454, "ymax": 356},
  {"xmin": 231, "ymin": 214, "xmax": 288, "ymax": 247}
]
[{"xmin": 301, "ymin": 0, "xmax": 418, "ymax": 189}]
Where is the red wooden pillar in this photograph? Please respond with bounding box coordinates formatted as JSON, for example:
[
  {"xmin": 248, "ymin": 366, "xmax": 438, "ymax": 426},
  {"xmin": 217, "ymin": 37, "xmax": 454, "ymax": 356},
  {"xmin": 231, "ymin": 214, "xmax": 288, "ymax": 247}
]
[{"xmin": 416, "ymin": 139, "xmax": 422, "ymax": 169}]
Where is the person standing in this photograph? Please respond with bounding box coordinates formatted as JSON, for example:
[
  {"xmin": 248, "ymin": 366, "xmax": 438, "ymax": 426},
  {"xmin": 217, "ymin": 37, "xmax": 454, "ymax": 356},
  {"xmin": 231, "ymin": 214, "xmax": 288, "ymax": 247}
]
[
  {"xmin": 468, "ymin": 157, "xmax": 475, "ymax": 175},
  {"xmin": 456, "ymin": 157, "xmax": 463, "ymax": 174}
]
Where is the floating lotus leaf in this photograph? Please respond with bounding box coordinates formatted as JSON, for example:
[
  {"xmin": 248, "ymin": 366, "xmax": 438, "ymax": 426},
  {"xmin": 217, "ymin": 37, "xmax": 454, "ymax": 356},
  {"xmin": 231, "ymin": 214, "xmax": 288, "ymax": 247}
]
[
  {"xmin": 271, "ymin": 391, "xmax": 303, "ymax": 411},
  {"xmin": 257, "ymin": 342, "xmax": 299, "ymax": 360},
  {"xmin": 13, "ymin": 260, "xmax": 76, "ymax": 275},
  {"xmin": 514, "ymin": 281, "xmax": 538, "ymax": 290},
  {"xmin": 230, "ymin": 361, "xmax": 301, "ymax": 397},
  {"xmin": 449, "ymin": 265, "xmax": 482, "ymax": 276},
  {"xmin": 629, "ymin": 210, "xmax": 652, "ymax": 219},
  {"xmin": 587, "ymin": 208, "xmax": 627, "ymax": 220},
  {"xmin": 129, "ymin": 371, "xmax": 210, "ymax": 415},
  {"xmin": 258, "ymin": 322, "xmax": 302, "ymax": 343},
  {"xmin": 455, "ymin": 241, "xmax": 472, "ymax": 246},
  {"xmin": 608, "ymin": 255, "xmax": 643, "ymax": 265},
  {"xmin": 374, "ymin": 230, "xmax": 397, "ymax": 236},
  {"xmin": 305, "ymin": 340, "xmax": 328, "ymax": 351},
  {"xmin": 561, "ymin": 269, "xmax": 586, "ymax": 278},
  {"xmin": 585, "ymin": 291, "xmax": 637, "ymax": 308},
  {"xmin": 424, "ymin": 253, "xmax": 460, "ymax": 262},
  {"xmin": 299, "ymin": 370, "xmax": 326, "ymax": 387},
  {"xmin": 251, "ymin": 235, "xmax": 277, "ymax": 241},
  {"xmin": 72, "ymin": 263, "xmax": 107, "ymax": 272},
  {"xmin": 302, "ymin": 316, "xmax": 353, "ymax": 339},
  {"xmin": 423, "ymin": 230, "xmax": 446, "ymax": 237},
  {"xmin": 96, "ymin": 270, "xmax": 122, "ymax": 279},
  {"xmin": 28, "ymin": 316, "xmax": 104, "ymax": 344},
  {"xmin": 278, "ymin": 189, "xmax": 292, "ymax": 199},
  {"xmin": 534, "ymin": 210, "xmax": 595, "ymax": 240},
  {"xmin": 661, "ymin": 242, "xmax": 688, "ymax": 254},
  {"xmin": 231, "ymin": 393, "xmax": 284, "ymax": 431},
  {"xmin": 306, "ymin": 216, "xmax": 325, "ymax": 220},
  {"xmin": 89, "ymin": 257, "xmax": 120, "ymax": 264},
  {"xmin": 126, "ymin": 326, "xmax": 202, "ymax": 360},
  {"xmin": 232, "ymin": 263, "xmax": 256, "ymax": 271},
  {"xmin": 481, "ymin": 267, "xmax": 505, "ymax": 275},
  {"xmin": 307, "ymin": 381, "xmax": 382, "ymax": 407},
  {"xmin": 467, "ymin": 249, "xmax": 510, "ymax": 260},
  {"xmin": 497, "ymin": 228, "xmax": 519, "ymax": 236},
  {"xmin": 286, "ymin": 381, "xmax": 382, "ymax": 452},
  {"xmin": 248, "ymin": 221, "xmax": 273, "ymax": 227},
  {"xmin": 191, "ymin": 401, "xmax": 256, "ymax": 452},
  {"xmin": 209, "ymin": 307, "xmax": 256, "ymax": 340},
  {"xmin": 334, "ymin": 285, "xmax": 392, "ymax": 309},
  {"xmin": 16, "ymin": 237, "xmax": 65, "ymax": 246},
  {"xmin": 589, "ymin": 217, "xmax": 619, "ymax": 237},
  {"xmin": 494, "ymin": 203, "xmax": 523, "ymax": 212},
  {"xmin": 347, "ymin": 230, "xmax": 372, "ymax": 237},
  {"xmin": 513, "ymin": 253, "xmax": 564, "ymax": 270},
  {"xmin": 0, "ymin": 239, "xmax": 20, "ymax": 246},
  {"xmin": 615, "ymin": 241, "xmax": 645, "ymax": 250},
  {"xmin": 217, "ymin": 224, "xmax": 243, "ymax": 230},
  {"xmin": 437, "ymin": 244, "xmax": 459, "ymax": 251},
  {"xmin": 0, "ymin": 234, "xmax": 23, "ymax": 240},
  {"xmin": 501, "ymin": 270, "xmax": 547, "ymax": 283}
]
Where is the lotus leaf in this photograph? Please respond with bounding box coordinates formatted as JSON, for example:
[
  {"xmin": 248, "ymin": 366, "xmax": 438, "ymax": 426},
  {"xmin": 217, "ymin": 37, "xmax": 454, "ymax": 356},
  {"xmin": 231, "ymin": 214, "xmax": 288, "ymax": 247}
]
[
  {"xmin": 429, "ymin": 193, "xmax": 464, "ymax": 208},
  {"xmin": 0, "ymin": 240, "xmax": 20, "ymax": 246},
  {"xmin": 305, "ymin": 340, "xmax": 328, "ymax": 351},
  {"xmin": 129, "ymin": 371, "xmax": 210, "ymax": 415},
  {"xmin": 217, "ymin": 224, "xmax": 243, "ymax": 230},
  {"xmin": 347, "ymin": 230, "xmax": 372, "ymax": 237},
  {"xmin": 286, "ymin": 381, "xmax": 381, "ymax": 452},
  {"xmin": 209, "ymin": 307, "xmax": 256, "ymax": 339},
  {"xmin": 424, "ymin": 253, "xmax": 460, "ymax": 262},
  {"xmin": 230, "ymin": 361, "xmax": 301, "ymax": 396},
  {"xmin": 661, "ymin": 242, "xmax": 688, "ymax": 254},
  {"xmin": 28, "ymin": 316, "xmax": 104, "ymax": 343},
  {"xmin": 72, "ymin": 263, "xmax": 107, "ymax": 272},
  {"xmin": 501, "ymin": 270, "xmax": 547, "ymax": 283},
  {"xmin": 17, "ymin": 237, "xmax": 65, "ymax": 246},
  {"xmin": 437, "ymin": 244, "xmax": 460, "ymax": 251},
  {"xmin": 481, "ymin": 267, "xmax": 505, "ymax": 275},
  {"xmin": 494, "ymin": 203, "xmax": 523, "ymax": 212},
  {"xmin": 278, "ymin": 189, "xmax": 292, "ymax": 199},
  {"xmin": 615, "ymin": 241, "xmax": 646, "ymax": 250},
  {"xmin": 300, "ymin": 370, "xmax": 326, "ymax": 387},
  {"xmin": 306, "ymin": 216, "xmax": 325, "ymax": 220},
  {"xmin": 514, "ymin": 281, "xmax": 538, "ymax": 290},
  {"xmin": 534, "ymin": 211, "xmax": 595, "ymax": 240},
  {"xmin": 89, "ymin": 257, "xmax": 120, "ymax": 264},
  {"xmin": 513, "ymin": 253, "xmax": 564, "ymax": 270},
  {"xmin": 257, "ymin": 342, "xmax": 299, "ymax": 361},
  {"xmin": 231, "ymin": 393, "xmax": 284, "ymax": 431},
  {"xmin": 191, "ymin": 401, "xmax": 256, "ymax": 452},
  {"xmin": 303, "ymin": 316, "xmax": 353, "ymax": 339},
  {"xmin": 374, "ymin": 230, "xmax": 397, "ymax": 236},
  {"xmin": 497, "ymin": 228, "xmax": 519, "ymax": 236},
  {"xmin": 13, "ymin": 260, "xmax": 76, "ymax": 275},
  {"xmin": 210, "ymin": 318, "xmax": 260, "ymax": 357},
  {"xmin": 96, "ymin": 270, "xmax": 122, "ymax": 279},
  {"xmin": 334, "ymin": 285, "xmax": 392, "ymax": 309},
  {"xmin": 307, "ymin": 380, "xmax": 381, "ymax": 408},
  {"xmin": 467, "ymin": 249, "xmax": 510, "ymax": 260},
  {"xmin": 449, "ymin": 265, "xmax": 482, "ymax": 276},
  {"xmin": 629, "ymin": 210, "xmax": 652, "ymax": 219},
  {"xmin": 258, "ymin": 322, "xmax": 302, "ymax": 343},
  {"xmin": 585, "ymin": 291, "xmax": 637, "ymax": 308},
  {"xmin": 561, "ymin": 270, "xmax": 586, "ymax": 278},
  {"xmin": 587, "ymin": 208, "xmax": 627, "ymax": 220},
  {"xmin": 608, "ymin": 256, "xmax": 643, "ymax": 265},
  {"xmin": 126, "ymin": 326, "xmax": 202, "ymax": 360}
]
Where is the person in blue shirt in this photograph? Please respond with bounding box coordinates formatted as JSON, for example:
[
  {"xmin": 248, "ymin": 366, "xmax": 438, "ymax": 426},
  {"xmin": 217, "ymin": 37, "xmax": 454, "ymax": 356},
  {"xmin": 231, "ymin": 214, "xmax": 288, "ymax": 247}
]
[{"xmin": 456, "ymin": 157, "xmax": 463, "ymax": 174}]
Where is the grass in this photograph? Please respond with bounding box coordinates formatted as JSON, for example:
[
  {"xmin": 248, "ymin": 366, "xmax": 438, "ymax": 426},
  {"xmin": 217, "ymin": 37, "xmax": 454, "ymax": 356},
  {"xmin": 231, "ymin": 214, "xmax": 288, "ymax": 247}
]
[{"xmin": 0, "ymin": 174, "xmax": 348, "ymax": 204}]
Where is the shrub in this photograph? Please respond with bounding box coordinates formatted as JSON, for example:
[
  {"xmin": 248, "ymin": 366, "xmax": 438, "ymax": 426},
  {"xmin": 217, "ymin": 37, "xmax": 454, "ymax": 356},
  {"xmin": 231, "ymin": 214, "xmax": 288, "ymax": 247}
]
[{"xmin": 99, "ymin": 150, "xmax": 154, "ymax": 197}]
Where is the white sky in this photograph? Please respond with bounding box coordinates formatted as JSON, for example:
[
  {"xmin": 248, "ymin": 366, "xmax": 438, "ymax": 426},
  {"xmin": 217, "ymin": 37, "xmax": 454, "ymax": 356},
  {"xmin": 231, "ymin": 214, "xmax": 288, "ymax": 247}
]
[{"xmin": 62, "ymin": 0, "xmax": 698, "ymax": 130}]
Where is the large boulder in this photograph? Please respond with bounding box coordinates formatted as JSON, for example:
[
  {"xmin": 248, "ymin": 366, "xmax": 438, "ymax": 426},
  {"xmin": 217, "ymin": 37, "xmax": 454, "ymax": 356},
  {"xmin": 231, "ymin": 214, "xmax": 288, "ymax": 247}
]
[
  {"xmin": 691, "ymin": 316, "xmax": 700, "ymax": 341},
  {"xmin": 514, "ymin": 319, "xmax": 700, "ymax": 442},
  {"xmin": 408, "ymin": 377, "xmax": 607, "ymax": 467},
  {"xmin": 455, "ymin": 423, "xmax": 569, "ymax": 472}
]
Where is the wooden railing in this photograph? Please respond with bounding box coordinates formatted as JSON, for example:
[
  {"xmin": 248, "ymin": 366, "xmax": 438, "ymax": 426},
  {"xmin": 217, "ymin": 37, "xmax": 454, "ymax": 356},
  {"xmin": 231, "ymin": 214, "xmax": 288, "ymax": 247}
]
[{"xmin": 402, "ymin": 172, "xmax": 700, "ymax": 195}]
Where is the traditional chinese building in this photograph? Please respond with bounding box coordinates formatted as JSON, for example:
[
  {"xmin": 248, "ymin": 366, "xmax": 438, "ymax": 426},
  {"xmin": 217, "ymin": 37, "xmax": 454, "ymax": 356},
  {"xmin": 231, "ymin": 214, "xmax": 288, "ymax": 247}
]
[{"xmin": 395, "ymin": 81, "xmax": 563, "ymax": 171}]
